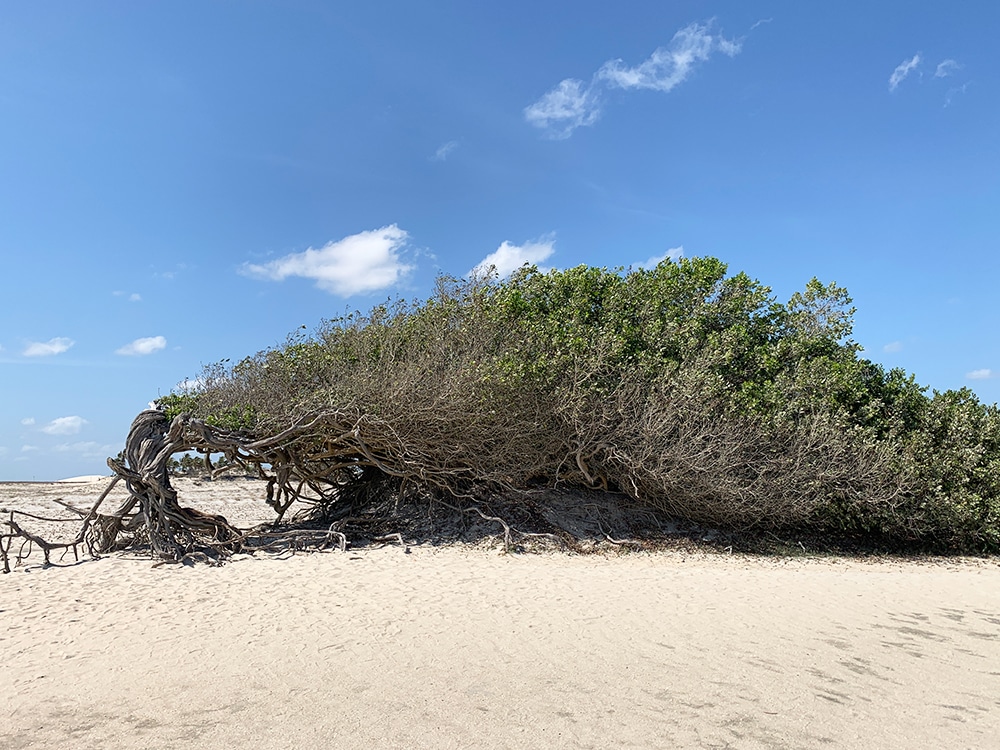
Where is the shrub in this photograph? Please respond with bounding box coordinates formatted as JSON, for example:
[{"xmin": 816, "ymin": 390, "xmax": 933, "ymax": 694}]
[{"xmin": 167, "ymin": 259, "xmax": 999, "ymax": 552}]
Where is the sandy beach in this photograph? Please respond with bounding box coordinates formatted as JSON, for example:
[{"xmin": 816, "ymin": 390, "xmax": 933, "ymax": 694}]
[{"xmin": 2, "ymin": 479, "xmax": 999, "ymax": 749}]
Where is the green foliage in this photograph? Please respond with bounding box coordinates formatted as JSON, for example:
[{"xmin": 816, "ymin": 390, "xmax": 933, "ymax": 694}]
[
  {"xmin": 158, "ymin": 389, "xmax": 257, "ymax": 432},
  {"xmin": 157, "ymin": 392, "xmax": 199, "ymax": 422},
  {"xmin": 892, "ymin": 389, "xmax": 1000, "ymax": 549},
  {"xmin": 162, "ymin": 258, "xmax": 1000, "ymax": 552}
]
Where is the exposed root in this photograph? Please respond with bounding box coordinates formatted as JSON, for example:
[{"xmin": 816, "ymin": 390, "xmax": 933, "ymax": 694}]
[{"xmin": 1, "ymin": 476, "xmax": 121, "ymax": 571}]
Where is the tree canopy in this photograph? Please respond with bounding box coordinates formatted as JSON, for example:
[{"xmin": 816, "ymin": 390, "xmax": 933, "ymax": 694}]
[{"xmin": 153, "ymin": 258, "xmax": 999, "ymax": 554}]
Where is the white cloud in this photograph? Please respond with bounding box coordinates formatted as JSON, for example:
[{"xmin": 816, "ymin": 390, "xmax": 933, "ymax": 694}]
[
  {"xmin": 175, "ymin": 377, "xmax": 205, "ymax": 393},
  {"xmin": 637, "ymin": 246, "xmax": 684, "ymax": 268},
  {"xmin": 21, "ymin": 445, "xmax": 39, "ymax": 453},
  {"xmin": 599, "ymin": 22, "xmax": 741, "ymax": 92},
  {"xmin": 945, "ymin": 82, "xmax": 970, "ymax": 107},
  {"xmin": 154, "ymin": 263, "xmax": 187, "ymax": 281},
  {"xmin": 129, "ymin": 293, "xmax": 142, "ymax": 302},
  {"xmin": 750, "ymin": 18, "xmax": 772, "ymax": 31},
  {"xmin": 42, "ymin": 416, "xmax": 87, "ymax": 435},
  {"xmin": 433, "ymin": 141, "xmax": 459, "ymax": 161},
  {"xmin": 967, "ymin": 369, "xmax": 994, "ymax": 380},
  {"xmin": 524, "ymin": 78, "xmax": 602, "ymax": 139},
  {"xmin": 525, "ymin": 21, "xmax": 740, "ymax": 139},
  {"xmin": 23, "ymin": 337, "xmax": 74, "ymax": 357},
  {"xmin": 889, "ymin": 53, "xmax": 921, "ymax": 91},
  {"xmin": 116, "ymin": 336, "xmax": 167, "ymax": 356},
  {"xmin": 934, "ymin": 59, "xmax": 961, "ymax": 78},
  {"xmin": 20, "ymin": 417, "xmax": 35, "ymax": 426},
  {"xmin": 242, "ymin": 225, "xmax": 414, "ymax": 296},
  {"xmin": 883, "ymin": 341, "xmax": 903, "ymax": 353},
  {"xmin": 472, "ymin": 236, "xmax": 557, "ymax": 278}
]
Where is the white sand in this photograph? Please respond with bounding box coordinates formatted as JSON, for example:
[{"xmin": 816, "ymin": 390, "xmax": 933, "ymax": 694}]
[{"xmin": 2, "ymin": 481, "xmax": 999, "ymax": 749}]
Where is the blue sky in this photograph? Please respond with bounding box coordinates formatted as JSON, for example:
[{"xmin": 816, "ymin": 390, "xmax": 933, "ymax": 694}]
[{"xmin": 2, "ymin": 1, "xmax": 998, "ymax": 480}]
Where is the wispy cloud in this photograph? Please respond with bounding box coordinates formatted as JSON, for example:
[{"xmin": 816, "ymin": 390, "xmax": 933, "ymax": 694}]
[
  {"xmin": 524, "ymin": 79, "xmax": 602, "ymax": 139},
  {"xmin": 967, "ymin": 368, "xmax": 995, "ymax": 380},
  {"xmin": 23, "ymin": 337, "xmax": 74, "ymax": 357},
  {"xmin": 42, "ymin": 416, "xmax": 87, "ymax": 436},
  {"xmin": 598, "ymin": 23, "xmax": 741, "ymax": 92},
  {"xmin": 154, "ymin": 263, "xmax": 187, "ymax": 281},
  {"xmin": 525, "ymin": 20, "xmax": 741, "ymax": 138},
  {"xmin": 887, "ymin": 54, "xmax": 968, "ymax": 105},
  {"xmin": 242, "ymin": 225, "xmax": 414, "ymax": 296},
  {"xmin": 934, "ymin": 59, "xmax": 961, "ymax": 78},
  {"xmin": 53, "ymin": 441, "xmax": 117, "ymax": 458},
  {"xmin": 637, "ymin": 246, "xmax": 685, "ymax": 268},
  {"xmin": 472, "ymin": 235, "xmax": 556, "ymax": 278},
  {"xmin": 20, "ymin": 417, "xmax": 35, "ymax": 426},
  {"xmin": 750, "ymin": 18, "xmax": 772, "ymax": 31},
  {"xmin": 883, "ymin": 341, "xmax": 903, "ymax": 353},
  {"xmin": 945, "ymin": 82, "xmax": 970, "ymax": 107},
  {"xmin": 433, "ymin": 140, "xmax": 459, "ymax": 161},
  {"xmin": 116, "ymin": 336, "xmax": 167, "ymax": 356},
  {"xmin": 113, "ymin": 291, "xmax": 143, "ymax": 302},
  {"xmin": 888, "ymin": 53, "xmax": 921, "ymax": 91}
]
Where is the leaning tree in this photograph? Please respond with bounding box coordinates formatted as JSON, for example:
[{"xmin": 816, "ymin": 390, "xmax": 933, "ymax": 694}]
[{"xmin": 6, "ymin": 259, "xmax": 996, "ymax": 570}]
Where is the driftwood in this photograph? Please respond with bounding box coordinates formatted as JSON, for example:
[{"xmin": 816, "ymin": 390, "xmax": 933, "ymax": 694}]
[
  {"xmin": 2, "ymin": 382, "xmax": 904, "ymax": 571},
  {"xmin": 101, "ymin": 406, "xmax": 438, "ymax": 561},
  {"xmin": 2, "ymin": 405, "xmax": 513, "ymax": 570},
  {"xmin": 1, "ymin": 477, "xmax": 122, "ymax": 573}
]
